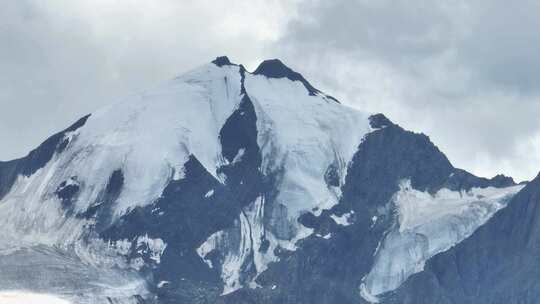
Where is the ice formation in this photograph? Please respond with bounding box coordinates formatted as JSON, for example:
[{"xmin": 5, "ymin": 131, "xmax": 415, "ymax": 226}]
[{"xmin": 360, "ymin": 180, "xmax": 525, "ymax": 302}]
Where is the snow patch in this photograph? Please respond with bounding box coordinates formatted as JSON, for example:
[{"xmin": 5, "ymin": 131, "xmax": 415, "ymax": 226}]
[
  {"xmin": 331, "ymin": 212, "xmax": 353, "ymax": 226},
  {"xmin": 204, "ymin": 189, "xmax": 215, "ymax": 198},
  {"xmin": 157, "ymin": 281, "xmax": 170, "ymax": 288},
  {"xmin": 359, "ymin": 283, "xmax": 380, "ymax": 303},
  {"xmin": 172, "ymin": 166, "xmax": 186, "ymax": 181},
  {"xmin": 316, "ymin": 233, "xmax": 332, "ymax": 239},
  {"xmin": 232, "ymin": 148, "xmax": 245, "ymax": 164},
  {"xmin": 136, "ymin": 235, "xmax": 167, "ymax": 264}
]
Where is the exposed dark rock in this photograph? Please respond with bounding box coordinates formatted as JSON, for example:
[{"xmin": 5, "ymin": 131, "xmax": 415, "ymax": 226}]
[
  {"xmin": 445, "ymin": 168, "xmax": 516, "ymax": 191},
  {"xmin": 84, "ymin": 169, "xmax": 125, "ymax": 228},
  {"xmin": 253, "ymin": 59, "xmax": 339, "ymax": 102},
  {"xmin": 369, "ymin": 113, "xmax": 394, "ymax": 129},
  {"xmin": 55, "ymin": 178, "xmax": 80, "ymax": 208},
  {"xmin": 212, "ymin": 56, "xmax": 235, "ymax": 67}
]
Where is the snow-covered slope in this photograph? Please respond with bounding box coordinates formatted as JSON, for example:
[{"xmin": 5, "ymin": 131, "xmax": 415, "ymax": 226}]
[
  {"xmin": 0, "ymin": 61, "xmax": 248, "ymax": 302},
  {"xmin": 246, "ymin": 72, "xmax": 370, "ymax": 218},
  {"xmin": 0, "ymin": 62, "xmax": 244, "ymax": 248}
]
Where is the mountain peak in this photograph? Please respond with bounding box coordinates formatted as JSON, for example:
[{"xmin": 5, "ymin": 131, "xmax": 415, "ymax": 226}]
[
  {"xmin": 253, "ymin": 59, "xmax": 299, "ymax": 79},
  {"xmin": 254, "ymin": 58, "xmax": 339, "ymax": 102},
  {"xmin": 369, "ymin": 113, "xmax": 394, "ymax": 129},
  {"xmin": 211, "ymin": 56, "xmax": 234, "ymax": 67},
  {"xmin": 490, "ymin": 174, "xmax": 516, "ymax": 187}
]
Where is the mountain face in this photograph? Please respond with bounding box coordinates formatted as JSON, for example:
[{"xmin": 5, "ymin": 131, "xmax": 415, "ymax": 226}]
[{"xmin": 0, "ymin": 56, "xmax": 534, "ymax": 304}]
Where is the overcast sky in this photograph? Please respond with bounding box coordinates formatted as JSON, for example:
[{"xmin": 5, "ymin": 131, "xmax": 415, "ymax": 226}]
[{"xmin": 1, "ymin": 0, "xmax": 539, "ymax": 182}]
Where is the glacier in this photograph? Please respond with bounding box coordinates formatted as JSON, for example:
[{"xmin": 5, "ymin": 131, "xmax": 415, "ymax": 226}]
[
  {"xmin": 360, "ymin": 179, "xmax": 524, "ymax": 302},
  {"xmin": 0, "ymin": 245, "xmax": 149, "ymax": 303}
]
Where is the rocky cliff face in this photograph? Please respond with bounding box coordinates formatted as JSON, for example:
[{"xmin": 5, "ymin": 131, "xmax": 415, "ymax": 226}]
[{"xmin": 0, "ymin": 57, "xmax": 530, "ymax": 304}]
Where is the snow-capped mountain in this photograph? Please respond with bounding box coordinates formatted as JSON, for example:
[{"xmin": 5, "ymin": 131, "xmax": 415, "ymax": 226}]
[{"xmin": 0, "ymin": 56, "xmax": 535, "ymax": 304}]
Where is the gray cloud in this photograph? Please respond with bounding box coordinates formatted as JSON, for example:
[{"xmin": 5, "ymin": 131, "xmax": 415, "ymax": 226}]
[{"xmin": 1, "ymin": 0, "xmax": 538, "ymax": 181}]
